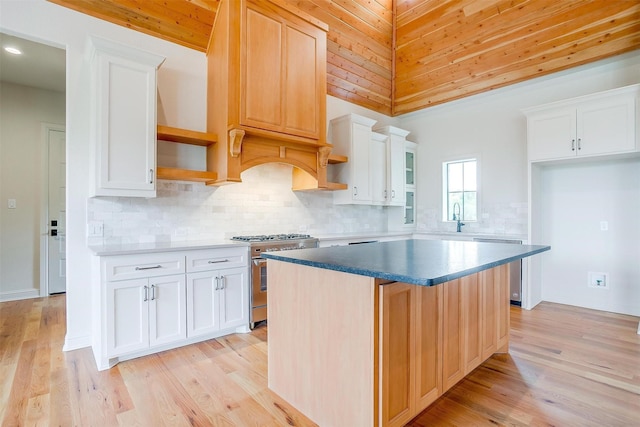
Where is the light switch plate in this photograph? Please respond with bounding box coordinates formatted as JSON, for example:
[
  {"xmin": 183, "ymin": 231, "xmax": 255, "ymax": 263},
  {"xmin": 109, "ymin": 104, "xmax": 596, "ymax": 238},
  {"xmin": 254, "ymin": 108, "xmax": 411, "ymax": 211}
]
[{"xmin": 7, "ymin": 199, "xmax": 16, "ymax": 209}]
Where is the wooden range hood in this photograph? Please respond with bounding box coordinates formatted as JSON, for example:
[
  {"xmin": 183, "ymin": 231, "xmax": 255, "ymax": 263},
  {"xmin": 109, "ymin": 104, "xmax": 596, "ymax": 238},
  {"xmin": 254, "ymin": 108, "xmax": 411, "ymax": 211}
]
[{"xmin": 205, "ymin": 0, "xmax": 346, "ymax": 191}]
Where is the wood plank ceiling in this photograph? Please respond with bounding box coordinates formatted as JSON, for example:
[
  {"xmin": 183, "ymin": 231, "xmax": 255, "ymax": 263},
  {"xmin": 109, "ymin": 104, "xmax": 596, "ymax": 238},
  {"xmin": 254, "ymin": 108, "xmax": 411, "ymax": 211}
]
[{"xmin": 48, "ymin": 0, "xmax": 640, "ymax": 116}]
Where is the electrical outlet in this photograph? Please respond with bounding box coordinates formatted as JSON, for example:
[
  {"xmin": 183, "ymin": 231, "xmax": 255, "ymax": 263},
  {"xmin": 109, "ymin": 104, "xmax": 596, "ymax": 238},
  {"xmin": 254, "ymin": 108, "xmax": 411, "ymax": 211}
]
[
  {"xmin": 174, "ymin": 227, "xmax": 188, "ymax": 237},
  {"xmin": 87, "ymin": 221, "xmax": 104, "ymax": 237},
  {"xmin": 588, "ymin": 272, "xmax": 609, "ymax": 289},
  {"xmin": 600, "ymin": 221, "xmax": 609, "ymax": 231}
]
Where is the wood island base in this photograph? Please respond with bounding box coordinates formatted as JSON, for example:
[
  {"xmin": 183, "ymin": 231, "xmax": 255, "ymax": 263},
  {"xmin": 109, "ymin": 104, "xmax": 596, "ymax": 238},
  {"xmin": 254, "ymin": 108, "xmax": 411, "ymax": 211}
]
[{"xmin": 267, "ymin": 260, "xmax": 510, "ymax": 427}]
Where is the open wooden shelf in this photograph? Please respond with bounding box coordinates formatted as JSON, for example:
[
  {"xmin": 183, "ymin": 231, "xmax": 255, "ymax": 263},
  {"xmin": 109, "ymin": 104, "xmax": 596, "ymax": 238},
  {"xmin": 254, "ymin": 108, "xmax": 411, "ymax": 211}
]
[
  {"xmin": 157, "ymin": 125, "xmax": 217, "ymax": 146},
  {"xmin": 324, "ymin": 181, "xmax": 348, "ymax": 190},
  {"xmin": 328, "ymin": 153, "xmax": 348, "ymax": 164},
  {"xmin": 156, "ymin": 167, "xmax": 218, "ymax": 184},
  {"xmin": 292, "ymin": 181, "xmax": 348, "ymax": 192}
]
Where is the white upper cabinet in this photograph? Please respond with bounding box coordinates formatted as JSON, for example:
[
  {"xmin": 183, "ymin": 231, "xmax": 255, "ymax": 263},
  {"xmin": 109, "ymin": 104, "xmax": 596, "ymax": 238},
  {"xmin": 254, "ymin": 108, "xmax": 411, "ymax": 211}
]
[
  {"xmin": 525, "ymin": 84, "xmax": 638, "ymax": 162},
  {"xmin": 330, "ymin": 114, "xmax": 414, "ymax": 207},
  {"xmin": 330, "ymin": 114, "xmax": 377, "ymax": 204},
  {"xmin": 88, "ymin": 36, "xmax": 165, "ymax": 197},
  {"xmin": 370, "ymin": 132, "xmax": 388, "ymax": 205},
  {"xmin": 375, "ymin": 126, "xmax": 410, "ymax": 207}
]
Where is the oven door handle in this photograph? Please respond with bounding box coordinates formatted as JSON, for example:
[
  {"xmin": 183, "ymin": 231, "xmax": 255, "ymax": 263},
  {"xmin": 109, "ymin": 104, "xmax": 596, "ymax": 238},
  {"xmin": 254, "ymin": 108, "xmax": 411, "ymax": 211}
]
[{"xmin": 253, "ymin": 258, "xmax": 267, "ymax": 266}]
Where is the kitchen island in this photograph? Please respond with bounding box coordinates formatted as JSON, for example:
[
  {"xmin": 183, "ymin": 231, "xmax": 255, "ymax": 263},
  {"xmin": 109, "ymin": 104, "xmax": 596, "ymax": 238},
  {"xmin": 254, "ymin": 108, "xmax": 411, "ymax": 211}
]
[{"xmin": 262, "ymin": 239, "xmax": 550, "ymax": 427}]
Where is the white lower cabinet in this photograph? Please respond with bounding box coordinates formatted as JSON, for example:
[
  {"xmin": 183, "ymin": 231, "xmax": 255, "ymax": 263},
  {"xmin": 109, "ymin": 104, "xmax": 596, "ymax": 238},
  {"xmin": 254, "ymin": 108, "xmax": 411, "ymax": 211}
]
[
  {"xmin": 93, "ymin": 246, "xmax": 249, "ymax": 370},
  {"xmin": 187, "ymin": 267, "xmax": 248, "ymax": 337},
  {"xmin": 107, "ymin": 274, "xmax": 186, "ymax": 357}
]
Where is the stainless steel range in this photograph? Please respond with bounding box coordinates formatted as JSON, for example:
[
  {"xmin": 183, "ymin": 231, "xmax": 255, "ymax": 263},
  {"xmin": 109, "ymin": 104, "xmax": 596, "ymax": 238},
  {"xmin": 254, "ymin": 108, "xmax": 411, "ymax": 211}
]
[{"xmin": 231, "ymin": 234, "xmax": 319, "ymax": 327}]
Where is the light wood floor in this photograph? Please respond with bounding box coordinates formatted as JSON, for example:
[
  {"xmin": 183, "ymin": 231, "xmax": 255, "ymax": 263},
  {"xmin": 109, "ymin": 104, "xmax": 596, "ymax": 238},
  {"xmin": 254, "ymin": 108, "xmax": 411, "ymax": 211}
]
[{"xmin": 1, "ymin": 296, "xmax": 639, "ymax": 426}]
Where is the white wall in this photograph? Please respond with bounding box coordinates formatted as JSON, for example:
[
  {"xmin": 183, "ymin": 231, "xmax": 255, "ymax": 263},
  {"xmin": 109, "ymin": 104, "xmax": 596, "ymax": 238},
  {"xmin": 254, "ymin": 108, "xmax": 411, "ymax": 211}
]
[
  {"xmin": 0, "ymin": 82, "xmax": 65, "ymax": 300},
  {"xmin": 398, "ymin": 50, "xmax": 640, "ymax": 237},
  {"xmin": 0, "ymin": 0, "xmax": 207, "ymax": 350},
  {"xmin": 539, "ymin": 158, "xmax": 640, "ymax": 316},
  {"xmin": 398, "ymin": 50, "xmax": 640, "ymax": 314}
]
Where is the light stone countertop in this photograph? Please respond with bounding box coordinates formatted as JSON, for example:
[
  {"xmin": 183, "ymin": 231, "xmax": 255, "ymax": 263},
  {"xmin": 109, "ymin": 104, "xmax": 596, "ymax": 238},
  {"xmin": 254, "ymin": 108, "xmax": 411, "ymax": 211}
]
[{"xmin": 88, "ymin": 239, "xmax": 249, "ymax": 256}]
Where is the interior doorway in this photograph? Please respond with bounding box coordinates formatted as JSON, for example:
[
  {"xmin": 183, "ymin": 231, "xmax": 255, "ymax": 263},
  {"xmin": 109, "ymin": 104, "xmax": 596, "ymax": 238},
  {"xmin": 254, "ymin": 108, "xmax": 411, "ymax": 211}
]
[{"xmin": 45, "ymin": 125, "xmax": 66, "ymax": 294}]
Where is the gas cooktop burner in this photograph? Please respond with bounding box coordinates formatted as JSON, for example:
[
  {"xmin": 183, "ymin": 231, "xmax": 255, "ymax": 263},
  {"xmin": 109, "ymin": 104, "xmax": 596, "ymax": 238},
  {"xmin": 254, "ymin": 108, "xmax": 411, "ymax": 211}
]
[{"xmin": 231, "ymin": 233, "xmax": 312, "ymax": 242}]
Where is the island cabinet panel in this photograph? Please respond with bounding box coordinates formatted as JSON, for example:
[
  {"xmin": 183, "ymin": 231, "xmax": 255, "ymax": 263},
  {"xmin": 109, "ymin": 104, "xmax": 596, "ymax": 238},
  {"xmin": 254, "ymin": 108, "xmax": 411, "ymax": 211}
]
[
  {"xmin": 414, "ymin": 284, "xmax": 443, "ymax": 411},
  {"xmin": 380, "ymin": 282, "xmax": 443, "ymax": 427},
  {"xmin": 380, "ymin": 283, "xmax": 416, "ymax": 427},
  {"xmin": 267, "ymin": 261, "xmax": 377, "ymax": 427},
  {"xmin": 462, "ymin": 273, "xmax": 483, "ymax": 374},
  {"xmin": 495, "ymin": 264, "xmax": 511, "ymax": 352},
  {"xmin": 442, "ymin": 278, "xmax": 465, "ymax": 391},
  {"xmin": 481, "ymin": 267, "xmax": 499, "ymax": 358}
]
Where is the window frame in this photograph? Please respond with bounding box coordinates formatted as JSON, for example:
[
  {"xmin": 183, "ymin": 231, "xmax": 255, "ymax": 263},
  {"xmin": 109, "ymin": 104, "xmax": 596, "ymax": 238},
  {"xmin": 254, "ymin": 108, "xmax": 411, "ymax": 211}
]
[{"xmin": 442, "ymin": 156, "xmax": 480, "ymax": 223}]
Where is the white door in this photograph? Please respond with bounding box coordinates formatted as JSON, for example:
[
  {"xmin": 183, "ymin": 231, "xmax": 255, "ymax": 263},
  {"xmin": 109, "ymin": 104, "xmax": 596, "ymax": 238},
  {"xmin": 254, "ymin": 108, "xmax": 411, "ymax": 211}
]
[{"xmin": 48, "ymin": 128, "xmax": 66, "ymax": 294}]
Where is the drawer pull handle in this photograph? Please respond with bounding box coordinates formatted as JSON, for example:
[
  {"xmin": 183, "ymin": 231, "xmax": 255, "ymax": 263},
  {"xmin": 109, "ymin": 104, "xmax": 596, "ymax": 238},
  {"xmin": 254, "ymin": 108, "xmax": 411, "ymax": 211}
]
[
  {"xmin": 150, "ymin": 284, "xmax": 156, "ymax": 301},
  {"xmin": 135, "ymin": 265, "xmax": 162, "ymax": 271},
  {"xmin": 208, "ymin": 259, "xmax": 229, "ymax": 264},
  {"xmin": 143, "ymin": 285, "xmax": 148, "ymax": 302}
]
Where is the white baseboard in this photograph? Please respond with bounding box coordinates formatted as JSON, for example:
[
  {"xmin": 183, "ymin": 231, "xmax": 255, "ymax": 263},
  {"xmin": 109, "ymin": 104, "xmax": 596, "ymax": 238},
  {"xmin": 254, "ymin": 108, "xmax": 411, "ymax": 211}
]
[
  {"xmin": 63, "ymin": 334, "xmax": 91, "ymax": 352},
  {"xmin": 0, "ymin": 288, "xmax": 40, "ymax": 302}
]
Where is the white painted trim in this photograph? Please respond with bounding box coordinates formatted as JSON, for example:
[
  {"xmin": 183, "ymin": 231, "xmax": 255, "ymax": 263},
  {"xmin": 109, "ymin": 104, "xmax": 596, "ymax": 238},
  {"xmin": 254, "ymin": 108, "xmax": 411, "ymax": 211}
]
[
  {"xmin": 63, "ymin": 334, "xmax": 91, "ymax": 352},
  {"xmin": 0, "ymin": 289, "xmax": 40, "ymax": 302},
  {"xmin": 40, "ymin": 123, "xmax": 66, "ymax": 297}
]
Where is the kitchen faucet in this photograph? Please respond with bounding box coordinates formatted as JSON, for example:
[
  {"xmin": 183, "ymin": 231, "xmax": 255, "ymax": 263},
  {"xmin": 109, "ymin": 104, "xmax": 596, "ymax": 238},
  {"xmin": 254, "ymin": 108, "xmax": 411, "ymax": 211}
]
[{"xmin": 452, "ymin": 202, "xmax": 465, "ymax": 232}]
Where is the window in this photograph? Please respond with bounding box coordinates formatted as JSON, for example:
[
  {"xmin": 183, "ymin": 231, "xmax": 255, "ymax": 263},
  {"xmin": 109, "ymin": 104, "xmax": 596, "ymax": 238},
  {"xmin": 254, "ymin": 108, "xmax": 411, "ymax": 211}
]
[{"xmin": 443, "ymin": 159, "xmax": 477, "ymax": 221}]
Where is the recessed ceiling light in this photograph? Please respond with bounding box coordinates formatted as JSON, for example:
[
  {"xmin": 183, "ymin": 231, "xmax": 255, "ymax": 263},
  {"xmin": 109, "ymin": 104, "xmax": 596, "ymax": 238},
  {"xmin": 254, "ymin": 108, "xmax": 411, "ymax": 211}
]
[{"xmin": 4, "ymin": 46, "xmax": 22, "ymax": 55}]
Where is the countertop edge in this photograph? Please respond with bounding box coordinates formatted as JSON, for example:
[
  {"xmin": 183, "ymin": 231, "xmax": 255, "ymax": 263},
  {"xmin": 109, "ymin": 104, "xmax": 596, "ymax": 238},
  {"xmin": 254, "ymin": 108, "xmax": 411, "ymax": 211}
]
[
  {"xmin": 261, "ymin": 243, "xmax": 550, "ymax": 286},
  {"xmin": 89, "ymin": 240, "xmax": 249, "ymax": 256}
]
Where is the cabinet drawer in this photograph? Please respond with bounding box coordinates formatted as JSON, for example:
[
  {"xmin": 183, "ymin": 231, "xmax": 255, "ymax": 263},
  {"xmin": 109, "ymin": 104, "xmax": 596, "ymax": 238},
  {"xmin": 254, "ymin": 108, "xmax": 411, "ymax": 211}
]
[
  {"xmin": 186, "ymin": 247, "xmax": 248, "ymax": 272},
  {"xmin": 105, "ymin": 253, "xmax": 185, "ymax": 281}
]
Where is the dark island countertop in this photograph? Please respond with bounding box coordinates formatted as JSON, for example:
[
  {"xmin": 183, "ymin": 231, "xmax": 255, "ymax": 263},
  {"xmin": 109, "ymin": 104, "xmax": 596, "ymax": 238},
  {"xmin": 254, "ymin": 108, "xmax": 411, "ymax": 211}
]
[{"xmin": 261, "ymin": 239, "xmax": 550, "ymax": 286}]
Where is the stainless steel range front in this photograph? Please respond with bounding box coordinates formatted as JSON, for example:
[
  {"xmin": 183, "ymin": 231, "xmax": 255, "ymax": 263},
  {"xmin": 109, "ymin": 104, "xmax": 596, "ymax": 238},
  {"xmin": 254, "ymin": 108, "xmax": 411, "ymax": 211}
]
[{"xmin": 231, "ymin": 234, "xmax": 319, "ymax": 327}]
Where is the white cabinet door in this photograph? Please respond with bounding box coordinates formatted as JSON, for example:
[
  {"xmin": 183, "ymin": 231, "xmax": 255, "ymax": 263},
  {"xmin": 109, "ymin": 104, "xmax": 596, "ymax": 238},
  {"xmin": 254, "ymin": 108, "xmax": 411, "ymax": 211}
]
[
  {"xmin": 330, "ymin": 114, "xmax": 377, "ymax": 204},
  {"xmin": 527, "ymin": 108, "xmax": 576, "ymax": 161},
  {"xmin": 89, "ymin": 36, "xmax": 165, "ymax": 198},
  {"xmin": 186, "ymin": 267, "xmax": 248, "ymax": 335},
  {"xmin": 186, "ymin": 271, "xmax": 220, "ymax": 337},
  {"xmin": 387, "ymin": 133, "xmax": 407, "ymax": 206},
  {"xmin": 107, "ymin": 278, "xmax": 149, "ymax": 356},
  {"xmin": 149, "ymin": 274, "xmax": 186, "ymax": 347},
  {"xmin": 218, "ymin": 267, "xmax": 248, "ymax": 330},
  {"xmin": 370, "ymin": 132, "xmax": 388, "ymax": 205},
  {"xmin": 578, "ymin": 94, "xmax": 636, "ymax": 157},
  {"xmin": 526, "ymin": 85, "xmax": 638, "ymax": 162},
  {"xmin": 351, "ymin": 121, "xmax": 373, "ymax": 202}
]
